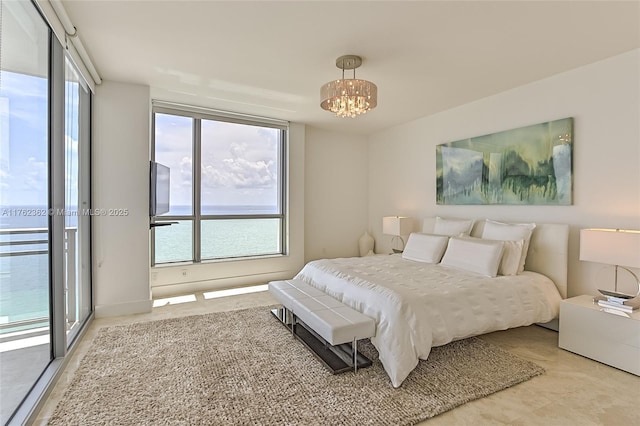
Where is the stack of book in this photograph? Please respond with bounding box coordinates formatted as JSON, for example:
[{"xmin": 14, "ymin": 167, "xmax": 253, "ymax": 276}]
[{"xmin": 597, "ymin": 295, "xmax": 640, "ymax": 313}]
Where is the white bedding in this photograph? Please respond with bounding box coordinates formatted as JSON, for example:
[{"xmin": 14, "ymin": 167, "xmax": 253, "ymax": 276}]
[{"xmin": 294, "ymin": 255, "xmax": 562, "ymax": 388}]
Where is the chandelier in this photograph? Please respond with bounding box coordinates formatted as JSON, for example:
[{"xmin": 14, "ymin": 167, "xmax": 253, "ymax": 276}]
[{"xmin": 320, "ymin": 55, "xmax": 377, "ymax": 118}]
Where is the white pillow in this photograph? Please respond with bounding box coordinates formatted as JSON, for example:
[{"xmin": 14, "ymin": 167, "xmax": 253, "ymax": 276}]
[
  {"xmin": 433, "ymin": 216, "xmax": 475, "ymax": 236},
  {"xmin": 481, "ymin": 220, "xmax": 536, "ymax": 274},
  {"xmin": 456, "ymin": 235, "xmax": 524, "ymax": 276},
  {"xmin": 440, "ymin": 236, "xmax": 505, "ymax": 277},
  {"xmin": 497, "ymin": 240, "xmax": 525, "ymax": 276},
  {"xmin": 402, "ymin": 233, "xmax": 449, "ymax": 264}
]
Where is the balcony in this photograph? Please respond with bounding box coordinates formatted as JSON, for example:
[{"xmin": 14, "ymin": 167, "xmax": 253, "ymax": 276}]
[{"xmin": 0, "ymin": 227, "xmax": 78, "ymax": 424}]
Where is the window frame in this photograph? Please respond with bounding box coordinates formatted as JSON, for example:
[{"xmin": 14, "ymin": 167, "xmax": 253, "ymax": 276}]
[{"xmin": 150, "ymin": 102, "xmax": 288, "ymax": 266}]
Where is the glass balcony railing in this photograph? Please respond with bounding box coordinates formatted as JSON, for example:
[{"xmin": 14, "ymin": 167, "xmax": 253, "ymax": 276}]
[{"xmin": 0, "ymin": 227, "xmax": 77, "ymax": 338}]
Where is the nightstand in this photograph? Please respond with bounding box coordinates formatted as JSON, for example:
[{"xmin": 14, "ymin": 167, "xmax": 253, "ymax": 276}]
[{"xmin": 559, "ymin": 295, "xmax": 640, "ymax": 376}]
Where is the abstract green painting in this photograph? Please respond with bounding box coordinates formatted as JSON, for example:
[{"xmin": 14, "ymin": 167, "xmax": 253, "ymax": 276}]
[{"xmin": 436, "ymin": 118, "xmax": 573, "ymax": 205}]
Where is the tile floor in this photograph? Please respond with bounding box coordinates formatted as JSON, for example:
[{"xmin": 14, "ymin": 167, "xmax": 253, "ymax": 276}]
[{"xmin": 34, "ymin": 289, "xmax": 640, "ymax": 425}]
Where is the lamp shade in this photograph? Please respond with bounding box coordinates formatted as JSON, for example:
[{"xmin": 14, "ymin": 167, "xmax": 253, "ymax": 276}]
[
  {"xmin": 320, "ymin": 55, "xmax": 377, "ymax": 118},
  {"xmin": 383, "ymin": 216, "xmax": 412, "ymax": 236},
  {"xmin": 580, "ymin": 228, "xmax": 640, "ymax": 268}
]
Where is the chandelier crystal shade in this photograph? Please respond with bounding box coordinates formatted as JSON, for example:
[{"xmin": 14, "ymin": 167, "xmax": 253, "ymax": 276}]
[{"xmin": 320, "ymin": 55, "xmax": 377, "ymax": 118}]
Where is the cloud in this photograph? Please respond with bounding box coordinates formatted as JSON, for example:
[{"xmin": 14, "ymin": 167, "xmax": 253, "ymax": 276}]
[
  {"xmin": 1, "ymin": 72, "xmax": 49, "ymax": 130},
  {"xmin": 155, "ymin": 115, "xmax": 281, "ymax": 206},
  {"xmin": 179, "ymin": 157, "xmax": 192, "ymax": 187},
  {"xmin": 202, "ymin": 142, "xmax": 276, "ymax": 189},
  {"xmin": 155, "ymin": 113, "xmax": 193, "ymax": 153},
  {"xmin": 66, "ymin": 135, "xmax": 78, "ymax": 154},
  {"xmin": 0, "ymin": 168, "xmax": 10, "ymax": 189},
  {"xmin": 23, "ymin": 157, "xmax": 46, "ymax": 191},
  {"xmin": 1, "ymin": 72, "xmax": 48, "ymax": 99}
]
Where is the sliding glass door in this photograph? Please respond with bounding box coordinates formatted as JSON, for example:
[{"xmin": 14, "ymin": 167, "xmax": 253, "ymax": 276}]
[
  {"xmin": 0, "ymin": 1, "xmax": 93, "ymax": 423},
  {"xmin": 0, "ymin": 1, "xmax": 52, "ymax": 423}
]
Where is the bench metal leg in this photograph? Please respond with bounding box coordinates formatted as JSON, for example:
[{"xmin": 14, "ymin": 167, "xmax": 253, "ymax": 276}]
[
  {"xmin": 353, "ymin": 338, "xmax": 358, "ymax": 373},
  {"xmin": 291, "ymin": 311, "xmax": 296, "ymax": 337}
]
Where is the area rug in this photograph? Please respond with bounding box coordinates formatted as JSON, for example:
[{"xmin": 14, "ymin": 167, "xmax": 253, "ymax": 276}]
[{"xmin": 48, "ymin": 307, "xmax": 544, "ymax": 425}]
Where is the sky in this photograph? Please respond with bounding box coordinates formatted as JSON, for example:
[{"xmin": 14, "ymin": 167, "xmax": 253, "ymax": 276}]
[
  {"xmin": 0, "ymin": 70, "xmax": 81, "ymax": 212},
  {"xmin": 0, "ymin": 71, "xmax": 50, "ymax": 207},
  {"xmin": 0, "ymin": 69, "xmax": 281, "ymax": 217},
  {"xmin": 155, "ymin": 113, "xmax": 281, "ymax": 214}
]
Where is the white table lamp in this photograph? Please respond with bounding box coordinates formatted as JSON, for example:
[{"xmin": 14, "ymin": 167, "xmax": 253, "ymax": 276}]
[
  {"xmin": 579, "ymin": 228, "xmax": 640, "ymax": 298},
  {"xmin": 383, "ymin": 216, "xmax": 412, "ymax": 253}
]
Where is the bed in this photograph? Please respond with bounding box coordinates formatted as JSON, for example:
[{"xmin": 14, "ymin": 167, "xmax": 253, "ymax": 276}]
[{"xmin": 294, "ymin": 218, "xmax": 569, "ymax": 388}]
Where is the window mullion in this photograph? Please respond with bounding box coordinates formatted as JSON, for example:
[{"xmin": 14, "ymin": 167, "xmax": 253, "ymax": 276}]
[
  {"xmin": 50, "ymin": 36, "xmax": 68, "ymax": 357},
  {"xmin": 200, "ymin": 214, "xmax": 283, "ymax": 220},
  {"xmin": 193, "ymin": 118, "xmax": 202, "ymax": 263},
  {"xmin": 150, "ymin": 113, "xmax": 156, "ymax": 266},
  {"xmin": 280, "ymin": 130, "xmax": 287, "ymax": 255}
]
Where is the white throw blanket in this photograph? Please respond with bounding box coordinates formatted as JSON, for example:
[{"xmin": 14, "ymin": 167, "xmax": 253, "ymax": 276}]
[{"xmin": 295, "ymin": 255, "xmax": 561, "ymax": 388}]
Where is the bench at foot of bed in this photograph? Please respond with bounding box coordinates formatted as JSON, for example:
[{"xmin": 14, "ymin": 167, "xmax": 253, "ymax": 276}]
[{"xmin": 269, "ymin": 279, "xmax": 376, "ymax": 374}]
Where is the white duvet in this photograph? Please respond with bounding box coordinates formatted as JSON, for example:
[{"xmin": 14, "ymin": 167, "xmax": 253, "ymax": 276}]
[{"xmin": 295, "ymin": 255, "xmax": 561, "ymax": 388}]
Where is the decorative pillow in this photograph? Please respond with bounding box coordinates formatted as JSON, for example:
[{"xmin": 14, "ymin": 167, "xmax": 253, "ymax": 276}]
[
  {"xmin": 402, "ymin": 233, "xmax": 449, "ymax": 264},
  {"xmin": 433, "ymin": 216, "xmax": 475, "ymax": 236},
  {"xmin": 440, "ymin": 236, "xmax": 505, "ymax": 277},
  {"xmin": 481, "ymin": 220, "xmax": 536, "ymax": 273}
]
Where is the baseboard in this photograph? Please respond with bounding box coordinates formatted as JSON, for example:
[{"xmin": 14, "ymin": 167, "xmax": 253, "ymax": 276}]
[
  {"xmin": 151, "ymin": 270, "xmax": 296, "ymax": 298},
  {"xmin": 95, "ymin": 299, "xmax": 153, "ymax": 318}
]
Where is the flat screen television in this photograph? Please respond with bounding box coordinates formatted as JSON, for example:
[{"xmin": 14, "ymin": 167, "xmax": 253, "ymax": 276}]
[{"xmin": 149, "ymin": 161, "xmax": 170, "ymax": 216}]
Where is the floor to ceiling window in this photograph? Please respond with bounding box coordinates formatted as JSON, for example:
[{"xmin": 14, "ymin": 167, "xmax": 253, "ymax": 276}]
[
  {"xmin": 151, "ymin": 104, "xmax": 287, "ymax": 266},
  {"xmin": 0, "ymin": 1, "xmax": 92, "ymax": 424},
  {"xmin": 63, "ymin": 57, "xmax": 91, "ymax": 345}
]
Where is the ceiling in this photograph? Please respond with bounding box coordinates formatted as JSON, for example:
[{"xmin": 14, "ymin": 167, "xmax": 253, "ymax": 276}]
[{"xmin": 62, "ymin": 1, "xmax": 640, "ymax": 135}]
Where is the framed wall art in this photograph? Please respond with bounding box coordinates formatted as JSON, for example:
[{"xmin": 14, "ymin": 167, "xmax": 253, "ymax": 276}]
[{"xmin": 436, "ymin": 117, "xmax": 573, "ymax": 205}]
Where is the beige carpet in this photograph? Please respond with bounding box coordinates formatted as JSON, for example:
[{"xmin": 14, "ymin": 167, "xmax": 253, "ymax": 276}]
[{"xmin": 48, "ymin": 307, "xmax": 544, "ymax": 425}]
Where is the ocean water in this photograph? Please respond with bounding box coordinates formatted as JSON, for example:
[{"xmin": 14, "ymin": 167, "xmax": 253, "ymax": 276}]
[
  {"xmin": 154, "ymin": 218, "xmax": 280, "ymax": 263},
  {"xmin": 0, "ymin": 207, "xmax": 51, "ymax": 325},
  {"xmin": 154, "ymin": 205, "xmax": 280, "ymax": 263},
  {"xmin": 1, "ymin": 205, "xmax": 279, "ymax": 323}
]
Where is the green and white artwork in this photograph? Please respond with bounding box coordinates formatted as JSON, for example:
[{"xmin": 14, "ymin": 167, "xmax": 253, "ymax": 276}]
[{"xmin": 436, "ymin": 118, "xmax": 573, "ymax": 205}]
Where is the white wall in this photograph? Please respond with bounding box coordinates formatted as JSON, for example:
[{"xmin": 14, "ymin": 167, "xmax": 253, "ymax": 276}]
[
  {"xmin": 150, "ymin": 123, "xmax": 306, "ymax": 297},
  {"xmin": 304, "ymin": 127, "xmax": 369, "ymax": 261},
  {"xmin": 93, "ymin": 81, "xmax": 152, "ymax": 317},
  {"xmin": 368, "ymin": 49, "xmax": 640, "ymax": 297}
]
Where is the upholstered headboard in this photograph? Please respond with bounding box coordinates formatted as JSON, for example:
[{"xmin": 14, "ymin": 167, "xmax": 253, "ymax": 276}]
[{"xmin": 422, "ymin": 218, "xmax": 569, "ymax": 298}]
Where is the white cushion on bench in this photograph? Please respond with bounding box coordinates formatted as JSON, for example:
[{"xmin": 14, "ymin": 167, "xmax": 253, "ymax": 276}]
[{"xmin": 269, "ymin": 279, "xmax": 375, "ymax": 346}]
